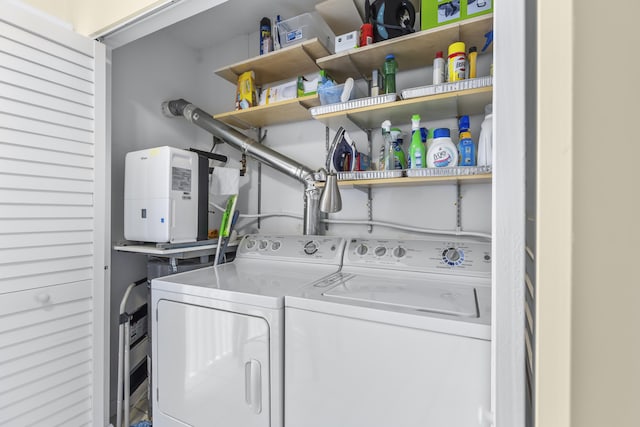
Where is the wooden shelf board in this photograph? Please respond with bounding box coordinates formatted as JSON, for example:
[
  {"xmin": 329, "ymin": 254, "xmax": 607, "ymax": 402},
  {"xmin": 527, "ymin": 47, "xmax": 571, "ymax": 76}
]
[
  {"xmin": 213, "ymin": 94, "xmax": 320, "ymax": 129},
  {"xmin": 336, "ymin": 173, "xmax": 492, "ymax": 188},
  {"xmin": 317, "ymin": 14, "xmax": 493, "ymax": 82},
  {"xmin": 215, "ymin": 38, "xmax": 331, "ymax": 86},
  {"xmin": 313, "ymin": 86, "xmax": 492, "ymax": 130}
]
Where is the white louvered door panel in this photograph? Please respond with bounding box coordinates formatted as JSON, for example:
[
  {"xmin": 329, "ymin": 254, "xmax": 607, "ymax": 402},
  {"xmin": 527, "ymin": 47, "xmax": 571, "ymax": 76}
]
[{"xmin": 0, "ymin": 2, "xmax": 108, "ymax": 426}]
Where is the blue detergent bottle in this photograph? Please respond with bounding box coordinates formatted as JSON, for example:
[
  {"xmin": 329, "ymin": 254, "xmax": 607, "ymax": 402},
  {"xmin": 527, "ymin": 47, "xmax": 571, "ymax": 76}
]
[
  {"xmin": 458, "ymin": 115, "xmax": 476, "ymax": 166},
  {"xmin": 458, "ymin": 131, "xmax": 476, "ymax": 166}
]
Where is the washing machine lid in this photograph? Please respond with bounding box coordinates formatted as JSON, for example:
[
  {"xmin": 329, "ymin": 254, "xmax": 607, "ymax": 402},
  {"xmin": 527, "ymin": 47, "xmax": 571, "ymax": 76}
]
[{"xmin": 322, "ymin": 273, "xmax": 479, "ymax": 318}]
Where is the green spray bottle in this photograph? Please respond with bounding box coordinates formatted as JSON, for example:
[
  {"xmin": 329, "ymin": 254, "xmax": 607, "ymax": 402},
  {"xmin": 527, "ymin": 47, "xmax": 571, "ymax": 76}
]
[{"xmin": 408, "ymin": 114, "xmax": 426, "ymax": 169}]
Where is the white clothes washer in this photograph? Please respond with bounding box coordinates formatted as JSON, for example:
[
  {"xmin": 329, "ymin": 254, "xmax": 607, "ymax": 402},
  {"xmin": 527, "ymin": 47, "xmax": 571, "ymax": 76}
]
[
  {"xmin": 285, "ymin": 237, "xmax": 492, "ymax": 427},
  {"xmin": 151, "ymin": 234, "xmax": 346, "ymax": 427}
]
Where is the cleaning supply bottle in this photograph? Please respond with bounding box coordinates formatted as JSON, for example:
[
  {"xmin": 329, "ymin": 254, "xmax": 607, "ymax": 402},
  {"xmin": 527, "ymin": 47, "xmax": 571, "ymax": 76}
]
[
  {"xmin": 390, "ymin": 127, "xmax": 407, "ymax": 169},
  {"xmin": 467, "ymin": 46, "xmax": 478, "ymax": 78},
  {"xmin": 458, "ymin": 131, "xmax": 476, "ymax": 166},
  {"xmin": 383, "ymin": 54, "xmax": 398, "ymax": 94},
  {"xmin": 458, "ymin": 115, "xmax": 476, "ymax": 166},
  {"xmin": 381, "ymin": 120, "xmax": 394, "ymax": 170},
  {"xmin": 408, "ymin": 115, "xmax": 426, "ymax": 169},
  {"xmin": 478, "ymin": 103, "xmax": 493, "ymax": 166},
  {"xmin": 427, "ymin": 128, "xmax": 458, "ymax": 168},
  {"xmin": 259, "ymin": 17, "xmax": 272, "ymax": 55},
  {"xmin": 426, "ymin": 128, "xmax": 435, "ymax": 151},
  {"xmin": 433, "ymin": 51, "xmax": 445, "ymax": 85},
  {"xmin": 447, "ymin": 41, "xmax": 466, "ymax": 82}
]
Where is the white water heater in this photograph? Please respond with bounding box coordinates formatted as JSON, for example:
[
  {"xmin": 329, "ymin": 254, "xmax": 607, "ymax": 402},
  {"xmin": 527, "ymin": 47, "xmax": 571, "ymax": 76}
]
[{"xmin": 124, "ymin": 146, "xmax": 198, "ymax": 243}]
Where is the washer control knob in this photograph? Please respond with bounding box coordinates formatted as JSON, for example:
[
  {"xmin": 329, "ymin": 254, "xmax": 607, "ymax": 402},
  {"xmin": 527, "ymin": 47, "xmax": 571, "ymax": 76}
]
[
  {"xmin": 442, "ymin": 247, "xmax": 464, "ymax": 266},
  {"xmin": 374, "ymin": 246, "xmax": 387, "ymax": 257},
  {"xmin": 271, "ymin": 241, "xmax": 281, "ymax": 251},
  {"xmin": 304, "ymin": 241, "xmax": 318, "ymax": 255},
  {"xmin": 245, "ymin": 239, "xmax": 256, "ymax": 249},
  {"xmin": 259, "ymin": 240, "xmax": 269, "ymax": 250},
  {"xmin": 393, "ymin": 246, "xmax": 406, "ymax": 258},
  {"xmin": 355, "ymin": 244, "xmax": 368, "ymax": 256}
]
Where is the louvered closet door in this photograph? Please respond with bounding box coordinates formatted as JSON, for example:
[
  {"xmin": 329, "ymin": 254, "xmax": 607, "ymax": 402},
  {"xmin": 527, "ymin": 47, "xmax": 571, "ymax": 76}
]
[{"xmin": 0, "ymin": 3, "xmax": 107, "ymax": 426}]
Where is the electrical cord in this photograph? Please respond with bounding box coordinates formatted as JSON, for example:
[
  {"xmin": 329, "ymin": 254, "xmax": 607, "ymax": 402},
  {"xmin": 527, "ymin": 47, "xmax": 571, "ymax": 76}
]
[
  {"xmin": 209, "ymin": 202, "xmax": 490, "ymax": 239},
  {"xmin": 322, "ymin": 218, "xmax": 491, "ymax": 239},
  {"xmin": 209, "ymin": 201, "xmax": 303, "ymax": 220}
]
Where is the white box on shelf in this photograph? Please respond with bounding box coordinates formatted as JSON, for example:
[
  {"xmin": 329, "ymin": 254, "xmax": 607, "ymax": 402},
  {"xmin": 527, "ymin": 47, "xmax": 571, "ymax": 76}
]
[
  {"xmin": 334, "ymin": 30, "xmax": 359, "ymax": 53},
  {"xmin": 259, "ymin": 79, "xmax": 298, "ymax": 105}
]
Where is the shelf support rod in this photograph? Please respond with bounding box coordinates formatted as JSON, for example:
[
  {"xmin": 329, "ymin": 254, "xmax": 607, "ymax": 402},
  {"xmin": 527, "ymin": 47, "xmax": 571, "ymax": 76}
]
[
  {"xmin": 325, "ymin": 126, "xmax": 330, "ymax": 232},
  {"xmin": 257, "ymin": 127, "xmax": 263, "ymax": 229},
  {"xmin": 366, "ymin": 129, "xmax": 373, "ymax": 233},
  {"xmin": 367, "ymin": 187, "xmax": 373, "ymax": 233},
  {"xmin": 456, "ymin": 181, "xmax": 462, "ymax": 230}
]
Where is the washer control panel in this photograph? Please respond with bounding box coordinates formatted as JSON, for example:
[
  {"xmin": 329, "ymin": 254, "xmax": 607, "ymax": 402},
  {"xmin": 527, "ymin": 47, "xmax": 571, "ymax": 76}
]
[
  {"xmin": 345, "ymin": 237, "xmax": 491, "ymax": 276},
  {"xmin": 238, "ymin": 234, "xmax": 346, "ymax": 264}
]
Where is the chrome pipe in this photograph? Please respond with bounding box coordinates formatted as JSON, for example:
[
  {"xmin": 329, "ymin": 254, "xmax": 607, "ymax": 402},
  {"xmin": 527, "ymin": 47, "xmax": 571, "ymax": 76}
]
[{"xmin": 162, "ymin": 99, "xmax": 323, "ymax": 234}]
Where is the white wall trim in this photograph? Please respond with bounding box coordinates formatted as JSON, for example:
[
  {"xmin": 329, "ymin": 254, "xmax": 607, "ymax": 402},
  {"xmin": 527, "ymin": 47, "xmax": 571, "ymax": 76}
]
[
  {"xmin": 92, "ymin": 39, "xmax": 110, "ymax": 426},
  {"xmin": 493, "ymin": 0, "xmax": 527, "ymax": 425},
  {"xmin": 97, "ymin": 0, "xmax": 228, "ymax": 49}
]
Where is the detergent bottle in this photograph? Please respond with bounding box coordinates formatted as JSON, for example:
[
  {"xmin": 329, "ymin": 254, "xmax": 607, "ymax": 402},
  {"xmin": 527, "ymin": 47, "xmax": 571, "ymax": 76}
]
[
  {"xmin": 458, "ymin": 131, "xmax": 476, "ymax": 166},
  {"xmin": 408, "ymin": 115, "xmax": 426, "ymax": 169},
  {"xmin": 426, "ymin": 128, "xmax": 458, "ymax": 168},
  {"xmin": 457, "ymin": 115, "xmax": 476, "ymax": 166},
  {"xmin": 477, "ymin": 104, "xmax": 493, "ymax": 166}
]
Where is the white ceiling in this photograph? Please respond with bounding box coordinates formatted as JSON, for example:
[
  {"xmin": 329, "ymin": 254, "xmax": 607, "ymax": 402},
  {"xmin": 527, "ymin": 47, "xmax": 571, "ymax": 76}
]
[{"xmin": 162, "ymin": 0, "xmax": 333, "ymax": 50}]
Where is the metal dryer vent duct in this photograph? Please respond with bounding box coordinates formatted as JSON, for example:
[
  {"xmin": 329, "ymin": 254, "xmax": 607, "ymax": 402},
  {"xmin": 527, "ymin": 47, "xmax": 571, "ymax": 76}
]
[{"xmin": 162, "ymin": 99, "xmax": 330, "ymax": 235}]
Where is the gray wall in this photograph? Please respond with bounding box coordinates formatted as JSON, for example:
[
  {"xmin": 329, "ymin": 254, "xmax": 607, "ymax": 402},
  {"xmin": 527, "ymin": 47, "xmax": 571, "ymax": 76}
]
[{"xmin": 109, "ymin": 28, "xmax": 204, "ymax": 415}]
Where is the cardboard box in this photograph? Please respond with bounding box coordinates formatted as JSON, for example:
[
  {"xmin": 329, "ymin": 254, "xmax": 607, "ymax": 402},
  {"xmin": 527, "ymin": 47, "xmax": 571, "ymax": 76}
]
[
  {"xmin": 334, "ymin": 30, "xmax": 359, "ymax": 53},
  {"xmin": 421, "ymin": 0, "xmax": 493, "ymax": 31},
  {"xmin": 258, "ymin": 79, "xmax": 298, "ymax": 106}
]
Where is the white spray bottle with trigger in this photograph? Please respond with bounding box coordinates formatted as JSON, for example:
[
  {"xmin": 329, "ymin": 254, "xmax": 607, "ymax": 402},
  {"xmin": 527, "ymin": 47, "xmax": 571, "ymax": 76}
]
[{"xmin": 381, "ymin": 120, "xmax": 394, "ymax": 170}]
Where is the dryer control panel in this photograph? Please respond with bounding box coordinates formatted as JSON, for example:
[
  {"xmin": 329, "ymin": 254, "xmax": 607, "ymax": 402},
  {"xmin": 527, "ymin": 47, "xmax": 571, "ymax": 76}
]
[
  {"xmin": 345, "ymin": 237, "xmax": 491, "ymax": 276},
  {"xmin": 237, "ymin": 234, "xmax": 346, "ymax": 264}
]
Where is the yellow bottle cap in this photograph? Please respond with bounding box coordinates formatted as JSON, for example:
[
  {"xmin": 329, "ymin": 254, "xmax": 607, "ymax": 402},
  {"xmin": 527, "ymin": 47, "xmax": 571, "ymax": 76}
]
[{"xmin": 448, "ymin": 41, "xmax": 466, "ymax": 56}]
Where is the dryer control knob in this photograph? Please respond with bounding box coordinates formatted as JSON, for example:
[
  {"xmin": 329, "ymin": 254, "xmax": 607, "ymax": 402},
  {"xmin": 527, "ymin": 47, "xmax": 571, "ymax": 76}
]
[
  {"xmin": 393, "ymin": 246, "xmax": 406, "ymax": 258},
  {"xmin": 259, "ymin": 240, "xmax": 269, "ymax": 250},
  {"xmin": 271, "ymin": 241, "xmax": 281, "ymax": 251},
  {"xmin": 246, "ymin": 239, "xmax": 256, "ymax": 249},
  {"xmin": 304, "ymin": 241, "xmax": 318, "ymax": 255}
]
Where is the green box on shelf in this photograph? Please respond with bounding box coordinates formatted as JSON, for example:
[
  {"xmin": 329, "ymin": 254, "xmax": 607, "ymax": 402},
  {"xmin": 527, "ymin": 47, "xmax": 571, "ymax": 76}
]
[{"xmin": 421, "ymin": 0, "xmax": 493, "ymax": 31}]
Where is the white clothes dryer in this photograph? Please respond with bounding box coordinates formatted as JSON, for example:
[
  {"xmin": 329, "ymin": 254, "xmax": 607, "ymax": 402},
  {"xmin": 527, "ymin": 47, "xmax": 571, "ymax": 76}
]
[
  {"xmin": 151, "ymin": 234, "xmax": 346, "ymax": 427},
  {"xmin": 285, "ymin": 236, "xmax": 492, "ymax": 427}
]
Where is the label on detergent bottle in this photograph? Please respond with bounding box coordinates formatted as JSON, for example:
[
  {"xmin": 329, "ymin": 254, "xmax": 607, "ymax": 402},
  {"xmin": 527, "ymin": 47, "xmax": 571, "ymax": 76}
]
[
  {"xmin": 412, "ymin": 152, "xmax": 423, "ymax": 168},
  {"xmin": 432, "ymin": 147, "xmax": 452, "ymax": 167},
  {"xmin": 392, "ymin": 142, "xmax": 407, "ymax": 169},
  {"xmin": 427, "ymin": 143, "xmax": 459, "ymax": 168}
]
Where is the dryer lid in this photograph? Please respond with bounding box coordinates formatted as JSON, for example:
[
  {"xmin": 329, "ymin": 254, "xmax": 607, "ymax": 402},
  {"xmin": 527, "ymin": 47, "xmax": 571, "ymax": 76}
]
[{"xmin": 322, "ymin": 274, "xmax": 479, "ymax": 318}]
